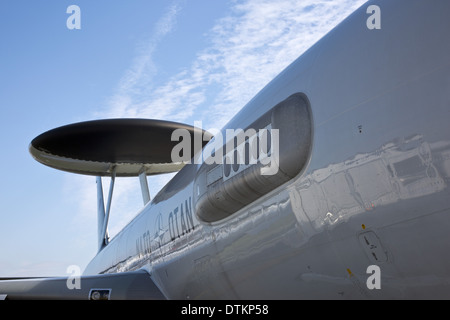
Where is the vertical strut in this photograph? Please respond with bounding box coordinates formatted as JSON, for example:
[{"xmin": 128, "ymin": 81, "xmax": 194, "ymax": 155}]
[
  {"xmin": 96, "ymin": 176, "xmax": 106, "ymax": 252},
  {"xmin": 139, "ymin": 167, "xmax": 151, "ymax": 205},
  {"xmin": 102, "ymin": 166, "xmax": 116, "ymax": 247},
  {"xmin": 96, "ymin": 166, "xmax": 150, "ymax": 252},
  {"xmin": 96, "ymin": 166, "xmax": 116, "ymax": 252}
]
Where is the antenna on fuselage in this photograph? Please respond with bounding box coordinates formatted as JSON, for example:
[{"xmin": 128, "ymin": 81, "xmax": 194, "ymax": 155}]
[{"xmin": 28, "ymin": 118, "xmax": 212, "ymax": 253}]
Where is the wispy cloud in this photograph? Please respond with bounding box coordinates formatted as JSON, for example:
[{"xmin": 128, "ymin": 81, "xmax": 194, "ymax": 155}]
[
  {"xmin": 193, "ymin": 0, "xmax": 367, "ymax": 128},
  {"xmin": 71, "ymin": 0, "xmax": 367, "ymax": 242},
  {"xmin": 99, "ymin": 0, "xmax": 366, "ymax": 129},
  {"xmin": 100, "ymin": 1, "xmax": 183, "ymax": 119}
]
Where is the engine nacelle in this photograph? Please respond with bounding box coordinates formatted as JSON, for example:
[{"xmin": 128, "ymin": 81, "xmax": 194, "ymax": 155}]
[{"xmin": 194, "ymin": 93, "xmax": 313, "ymax": 222}]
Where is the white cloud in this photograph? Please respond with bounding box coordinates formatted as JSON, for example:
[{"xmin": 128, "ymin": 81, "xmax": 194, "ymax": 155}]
[
  {"xmin": 99, "ymin": 0, "xmax": 368, "ymax": 129},
  {"xmin": 194, "ymin": 0, "xmax": 367, "ymax": 128},
  {"xmin": 102, "ymin": 0, "xmax": 366, "ymax": 128}
]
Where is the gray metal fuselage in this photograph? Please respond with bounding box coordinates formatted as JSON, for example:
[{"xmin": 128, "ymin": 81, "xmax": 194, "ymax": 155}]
[{"xmin": 84, "ymin": 0, "xmax": 450, "ymax": 299}]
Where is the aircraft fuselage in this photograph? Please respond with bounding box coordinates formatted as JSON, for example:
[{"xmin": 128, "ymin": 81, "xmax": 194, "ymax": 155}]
[{"xmin": 84, "ymin": 0, "xmax": 450, "ymax": 299}]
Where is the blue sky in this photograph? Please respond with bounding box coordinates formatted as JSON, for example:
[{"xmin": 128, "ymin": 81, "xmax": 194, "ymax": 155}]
[{"xmin": 0, "ymin": 0, "xmax": 366, "ymax": 277}]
